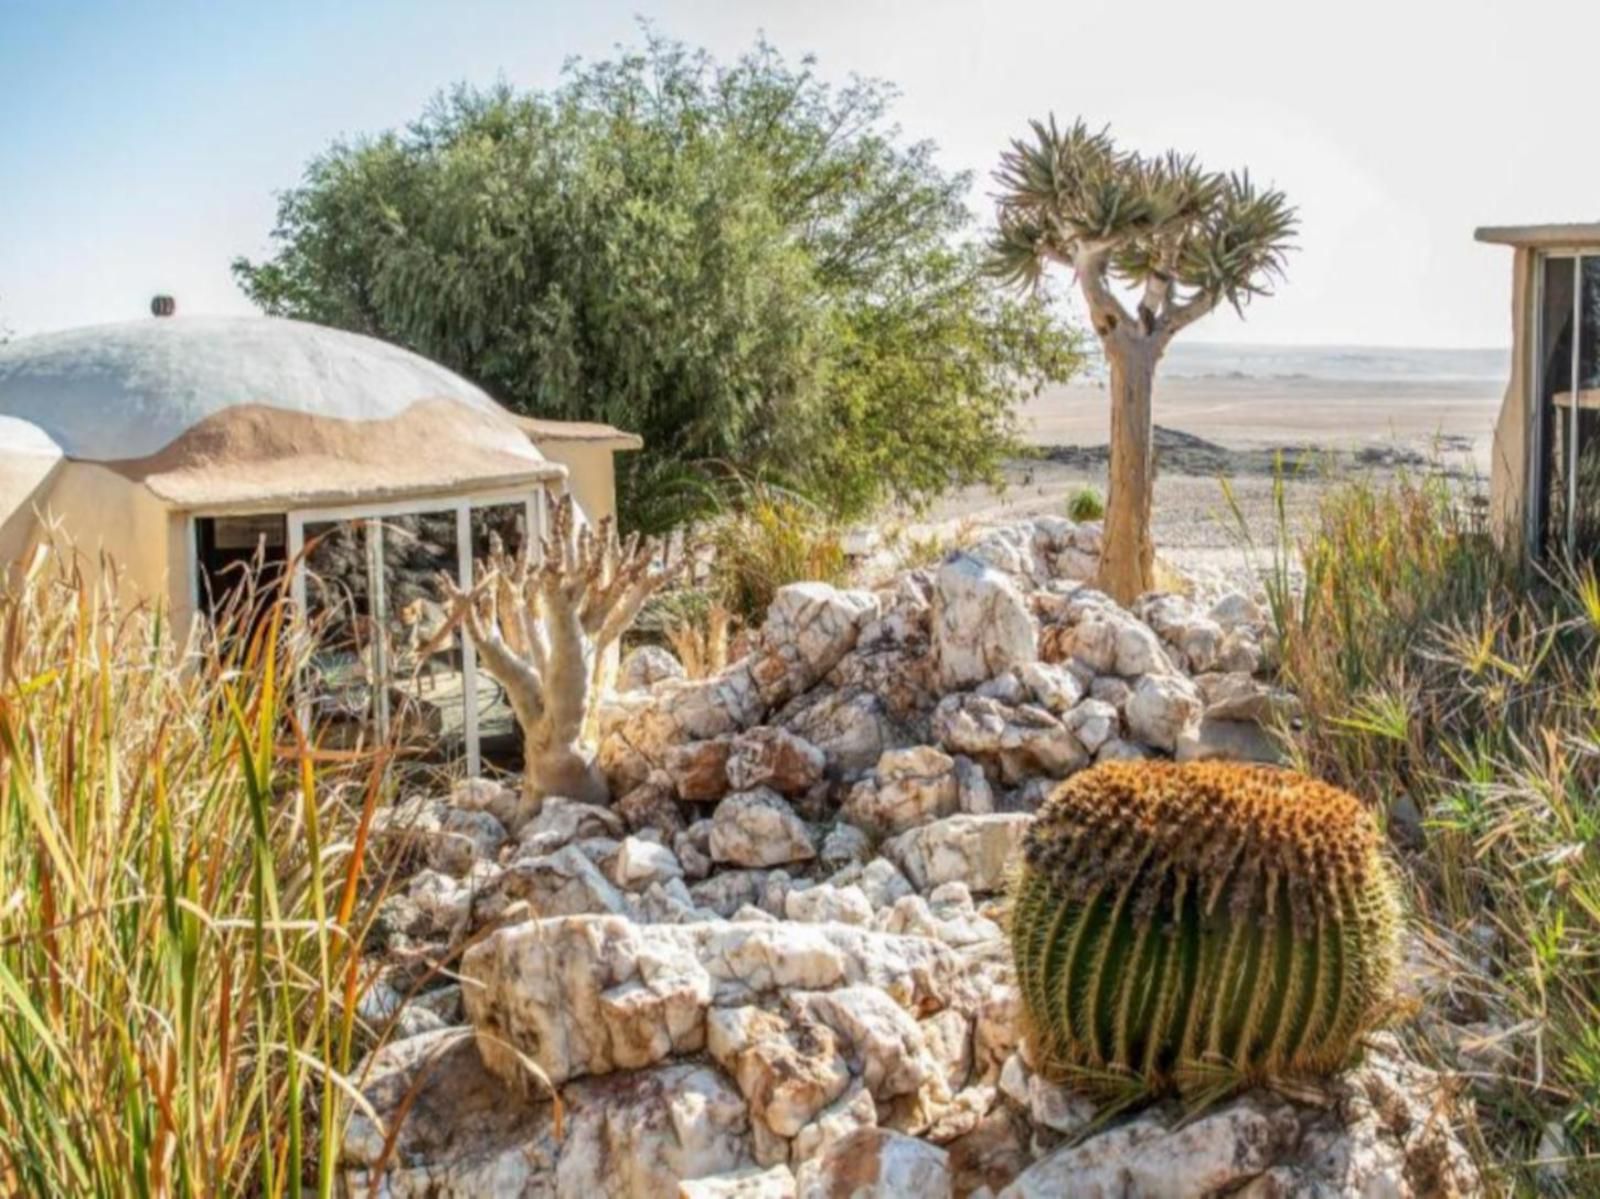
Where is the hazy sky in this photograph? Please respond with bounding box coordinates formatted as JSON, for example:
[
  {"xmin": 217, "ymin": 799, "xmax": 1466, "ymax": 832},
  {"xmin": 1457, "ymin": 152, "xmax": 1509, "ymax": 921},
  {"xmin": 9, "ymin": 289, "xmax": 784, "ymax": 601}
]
[{"xmin": 3, "ymin": 0, "xmax": 1594, "ymax": 346}]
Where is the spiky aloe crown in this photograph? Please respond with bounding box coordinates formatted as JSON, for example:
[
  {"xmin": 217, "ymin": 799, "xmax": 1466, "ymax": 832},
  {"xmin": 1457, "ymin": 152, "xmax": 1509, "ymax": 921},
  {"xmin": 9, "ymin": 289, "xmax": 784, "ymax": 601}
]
[{"xmin": 1010, "ymin": 760, "xmax": 1402, "ymax": 1106}]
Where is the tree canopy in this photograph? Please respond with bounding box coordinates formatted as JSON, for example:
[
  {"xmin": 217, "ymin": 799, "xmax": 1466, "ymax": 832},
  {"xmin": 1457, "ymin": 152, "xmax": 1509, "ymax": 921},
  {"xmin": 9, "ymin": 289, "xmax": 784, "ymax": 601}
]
[
  {"xmin": 989, "ymin": 119, "xmax": 1295, "ymax": 343},
  {"xmin": 234, "ymin": 34, "xmax": 1080, "ymax": 530}
]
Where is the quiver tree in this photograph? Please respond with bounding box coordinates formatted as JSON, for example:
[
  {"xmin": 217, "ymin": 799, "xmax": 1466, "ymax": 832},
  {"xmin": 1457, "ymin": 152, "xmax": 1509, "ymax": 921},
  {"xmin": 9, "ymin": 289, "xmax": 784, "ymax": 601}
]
[
  {"xmin": 990, "ymin": 120, "xmax": 1296, "ymax": 602},
  {"xmin": 440, "ymin": 495, "xmax": 673, "ymax": 806}
]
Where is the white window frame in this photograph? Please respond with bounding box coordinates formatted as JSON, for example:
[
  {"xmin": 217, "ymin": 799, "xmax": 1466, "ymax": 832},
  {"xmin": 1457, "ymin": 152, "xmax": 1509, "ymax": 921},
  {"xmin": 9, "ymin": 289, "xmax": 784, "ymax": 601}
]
[{"xmin": 191, "ymin": 486, "xmax": 552, "ymax": 778}]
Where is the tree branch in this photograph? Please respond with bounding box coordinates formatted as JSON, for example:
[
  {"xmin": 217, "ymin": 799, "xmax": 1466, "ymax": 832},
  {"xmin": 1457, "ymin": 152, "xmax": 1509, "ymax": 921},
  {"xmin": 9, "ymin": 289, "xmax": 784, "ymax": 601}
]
[{"xmin": 1067, "ymin": 245, "xmax": 1133, "ymax": 338}]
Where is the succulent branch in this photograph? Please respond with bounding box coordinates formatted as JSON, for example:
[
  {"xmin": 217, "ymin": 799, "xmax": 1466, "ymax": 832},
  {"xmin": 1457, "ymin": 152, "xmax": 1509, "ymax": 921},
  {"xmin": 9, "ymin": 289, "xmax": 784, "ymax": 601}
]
[
  {"xmin": 1009, "ymin": 760, "xmax": 1402, "ymax": 1108},
  {"xmin": 988, "ymin": 116, "xmax": 1296, "ymax": 339},
  {"xmin": 437, "ymin": 493, "xmax": 676, "ymax": 805}
]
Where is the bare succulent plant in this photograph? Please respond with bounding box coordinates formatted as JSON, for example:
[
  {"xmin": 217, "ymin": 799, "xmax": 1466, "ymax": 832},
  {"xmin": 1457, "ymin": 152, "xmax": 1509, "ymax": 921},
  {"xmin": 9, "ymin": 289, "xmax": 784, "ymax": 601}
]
[{"xmin": 439, "ymin": 494, "xmax": 674, "ymax": 805}]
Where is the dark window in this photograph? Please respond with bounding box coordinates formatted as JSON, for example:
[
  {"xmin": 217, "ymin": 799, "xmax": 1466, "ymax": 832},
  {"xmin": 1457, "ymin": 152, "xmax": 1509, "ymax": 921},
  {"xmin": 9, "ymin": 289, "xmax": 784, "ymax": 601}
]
[
  {"xmin": 193, "ymin": 513, "xmax": 288, "ymax": 622},
  {"xmin": 1539, "ymin": 257, "xmax": 1576, "ymax": 555}
]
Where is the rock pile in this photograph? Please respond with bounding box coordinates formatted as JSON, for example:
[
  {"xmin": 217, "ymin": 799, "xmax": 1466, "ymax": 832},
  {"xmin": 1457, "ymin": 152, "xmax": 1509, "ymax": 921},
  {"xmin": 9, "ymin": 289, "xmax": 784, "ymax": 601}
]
[{"xmin": 347, "ymin": 518, "xmax": 1479, "ymax": 1198}]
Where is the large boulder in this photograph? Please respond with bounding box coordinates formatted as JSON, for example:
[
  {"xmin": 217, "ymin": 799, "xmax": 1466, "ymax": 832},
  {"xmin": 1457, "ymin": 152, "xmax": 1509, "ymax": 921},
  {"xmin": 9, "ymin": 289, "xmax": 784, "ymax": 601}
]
[
  {"xmin": 462, "ymin": 916, "xmax": 971, "ymax": 1091},
  {"xmin": 932, "ymin": 555, "xmax": 1038, "ymax": 691},
  {"xmin": 751, "ymin": 584, "xmax": 881, "ymax": 708}
]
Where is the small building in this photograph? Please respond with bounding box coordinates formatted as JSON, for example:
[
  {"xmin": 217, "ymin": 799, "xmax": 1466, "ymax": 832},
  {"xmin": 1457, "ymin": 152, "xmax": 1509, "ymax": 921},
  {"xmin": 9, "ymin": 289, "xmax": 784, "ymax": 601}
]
[
  {"xmin": 0, "ymin": 313, "xmax": 640, "ymax": 772},
  {"xmin": 1476, "ymin": 224, "xmax": 1600, "ymax": 556}
]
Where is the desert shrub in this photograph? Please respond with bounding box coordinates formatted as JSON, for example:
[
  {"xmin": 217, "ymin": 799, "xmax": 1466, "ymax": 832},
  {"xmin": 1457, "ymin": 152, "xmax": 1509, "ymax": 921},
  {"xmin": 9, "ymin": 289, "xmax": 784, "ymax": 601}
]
[
  {"xmin": 1011, "ymin": 761, "xmax": 1401, "ymax": 1109},
  {"xmin": 705, "ymin": 482, "xmax": 852, "ymax": 624},
  {"xmin": 0, "ymin": 549, "xmax": 394, "ymax": 1196},
  {"xmin": 1066, "ymin": 485, "xmax": 1105, "ymax": 522},
  {"xmin": 1244, "ymin": 467, "xmax": 1600, "ymax": 1191}
]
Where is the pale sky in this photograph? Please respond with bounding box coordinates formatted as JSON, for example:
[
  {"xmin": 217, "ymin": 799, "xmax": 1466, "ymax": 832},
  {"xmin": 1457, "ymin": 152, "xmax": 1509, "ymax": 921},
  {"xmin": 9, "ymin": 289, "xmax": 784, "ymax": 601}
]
[{"xmin": 2, "ymin": 0, "xmax": 1593, "ymax": 347}]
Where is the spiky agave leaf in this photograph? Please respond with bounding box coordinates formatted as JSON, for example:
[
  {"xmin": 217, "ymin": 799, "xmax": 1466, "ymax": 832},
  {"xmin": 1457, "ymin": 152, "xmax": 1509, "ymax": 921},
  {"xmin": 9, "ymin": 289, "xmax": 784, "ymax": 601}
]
[{"xmin": 1009, "ymin": 760, "xmax": 1402, "ymax": 1108}]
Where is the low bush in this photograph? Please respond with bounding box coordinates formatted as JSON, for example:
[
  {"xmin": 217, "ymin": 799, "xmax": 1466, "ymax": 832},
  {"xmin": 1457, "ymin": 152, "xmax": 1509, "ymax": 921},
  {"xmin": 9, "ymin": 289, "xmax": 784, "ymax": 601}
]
[
  {"xmin": 705, "ymin": 481, "xmax": 853, "ymax": 624},
  {"xmin": 1066, "ymin": 485, "xmax": 1105, "ymax": 522}
]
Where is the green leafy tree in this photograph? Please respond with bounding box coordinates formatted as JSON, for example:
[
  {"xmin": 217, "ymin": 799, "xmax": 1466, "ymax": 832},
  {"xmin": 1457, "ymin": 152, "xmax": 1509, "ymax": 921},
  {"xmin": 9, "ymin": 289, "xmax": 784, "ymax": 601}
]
[
  {"xmin": 234, "ymin": 34, "xmax": 1080, "ymax": 530},
  {"xmin": 991, "ymin": 120, "xmax": 1295, "ymax": 601}
]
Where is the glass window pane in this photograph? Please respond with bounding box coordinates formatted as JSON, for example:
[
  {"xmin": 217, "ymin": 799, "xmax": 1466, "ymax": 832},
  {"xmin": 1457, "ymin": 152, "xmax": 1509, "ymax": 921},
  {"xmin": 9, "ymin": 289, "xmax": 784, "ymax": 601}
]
[
  {"xmin": 1575, "ymin": 259, "xmax": 1600, "ymax": 555},
  {"xmin": 1539, "ymin": 257, "xmax": 1577, "ymax": 555},
  {"xmin": 381, "ymin": 510, "xmax": 467, "ymax": 762},
  {"xmin": 303, "ymin": 519, "xmax": 380, "ymax": 748}
]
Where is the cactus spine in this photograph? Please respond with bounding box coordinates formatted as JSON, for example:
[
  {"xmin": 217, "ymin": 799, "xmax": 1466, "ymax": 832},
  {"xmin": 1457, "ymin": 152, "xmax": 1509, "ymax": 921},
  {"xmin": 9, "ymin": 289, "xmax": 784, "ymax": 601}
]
[{"xmin": 1010, "ymin": 760, "xmax": 1402, "ymax": 1103}]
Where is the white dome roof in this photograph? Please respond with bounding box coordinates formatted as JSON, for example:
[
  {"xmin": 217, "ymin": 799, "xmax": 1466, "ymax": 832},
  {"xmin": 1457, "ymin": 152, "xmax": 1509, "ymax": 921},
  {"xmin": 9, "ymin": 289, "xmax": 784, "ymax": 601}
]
[{"xmin": 0, "ymin": 316, "xmax": 507, "ymax": 461}]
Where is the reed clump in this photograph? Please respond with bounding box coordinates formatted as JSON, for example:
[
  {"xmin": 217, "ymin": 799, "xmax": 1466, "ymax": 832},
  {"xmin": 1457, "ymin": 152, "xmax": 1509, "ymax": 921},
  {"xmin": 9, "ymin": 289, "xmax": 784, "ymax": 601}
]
[{"xmin": 0, "ymin": 546, "xmax": 391, "ymax": 1197}]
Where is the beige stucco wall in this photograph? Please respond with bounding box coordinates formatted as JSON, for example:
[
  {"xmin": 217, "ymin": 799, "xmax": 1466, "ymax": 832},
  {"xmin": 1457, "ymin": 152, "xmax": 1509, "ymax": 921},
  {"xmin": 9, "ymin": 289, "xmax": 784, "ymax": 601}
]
[
  {"xmin": 536, "ymin": 442, "xmax": 620, "ymax": 526},
  {"xmin": 0, "ymin": 454, "xmax": 64, "ymax": 566},
  {"xmin": 1490, "ymin": 247, "xmax": 1535, "ymax": 550},
  {"xmin": 46, "ymin": 463, "xmax": 175, "ymax": 604}
]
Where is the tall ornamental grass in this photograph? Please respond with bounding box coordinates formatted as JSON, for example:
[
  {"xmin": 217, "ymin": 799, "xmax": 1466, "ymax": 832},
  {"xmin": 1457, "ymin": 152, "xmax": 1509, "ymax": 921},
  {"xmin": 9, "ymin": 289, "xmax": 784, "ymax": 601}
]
[
  {"xmin": 1238, "ymin": 468, "xmax": 1600, "ymax": 1193},
  {"xmin": 0, "ymin": 546, "xmax": 389, "ymax": 1197}
]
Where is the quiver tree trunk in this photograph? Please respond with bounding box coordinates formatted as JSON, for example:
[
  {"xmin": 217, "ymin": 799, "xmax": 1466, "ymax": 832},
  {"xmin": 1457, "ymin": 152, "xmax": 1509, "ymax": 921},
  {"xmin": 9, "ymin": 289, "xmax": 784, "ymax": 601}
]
[
  {"xmin": 1099, "ymin": 333, "xmax": 1163, "ymax": 604},
  {"xmin": 436, "ymin": 495, "xmax": 674, "ymax": 808}
]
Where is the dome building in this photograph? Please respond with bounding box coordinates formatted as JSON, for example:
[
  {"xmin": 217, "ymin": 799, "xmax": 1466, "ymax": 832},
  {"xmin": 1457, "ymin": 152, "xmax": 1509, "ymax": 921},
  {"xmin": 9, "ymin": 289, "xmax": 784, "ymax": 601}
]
[{"xmin": 0, "ymin": 312, "xmax": 641, "ymax": 771}]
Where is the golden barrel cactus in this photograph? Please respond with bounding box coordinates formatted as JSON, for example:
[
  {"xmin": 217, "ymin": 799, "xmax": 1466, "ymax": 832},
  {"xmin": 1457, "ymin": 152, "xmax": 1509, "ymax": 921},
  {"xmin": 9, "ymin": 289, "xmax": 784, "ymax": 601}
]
[{"xmin": 1010, "ymin": 760, "xmax": 1402, "ymax": 1104}]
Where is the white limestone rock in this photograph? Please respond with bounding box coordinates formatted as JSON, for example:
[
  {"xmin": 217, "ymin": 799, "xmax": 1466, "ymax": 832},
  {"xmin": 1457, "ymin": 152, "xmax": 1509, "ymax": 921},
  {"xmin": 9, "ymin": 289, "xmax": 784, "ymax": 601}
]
[
  {"xmin": 558, "ymin": 1062, "xmax": 754, "ymax": 1198},
  {"xmin": 707, "ymin": 1005, "xmax": 852, "ymax": 1139},
  {"xmin": 883, "ymin": 814, "xmax": 1032, "ymax": 894},
  {"xmin": 752, "ymin": 583, "xmax": 881, "ymax": 707},
  {"xmin": 726, "ymin": 726, "xmax": 828, "ymax": 796},
  {"xmin": 1124, "ymin": 672, "xmax": 1203, "ymax": 752},
  {"xmin": 1016, "ymin": 661, "xmax": 1085, "ymax": 714},
  {"xmin": 1062, "ymin": 696, "xmax": 1119, "ymax": 754},
  {"xmin": 1112, "ymin": 617, "xmax": 1176, "ymax": 677},
  {"xmin": 932, "ymin": 694, "xmax": 1086, "ymax": 784},
  {"xmin": 775, "ymin": 686, "xmax": 898, "ymax": 777},
  {"xmin": 620, "ymin": 643, "xmax": 686, "ymax": 692},
  {"xmin": 784, "ymin": 883, "xmax": 874, "ymax": 927},
  {"xmin": 999, "ymin": 1095, "xmax": 1299, "ymax": 1198},
  {"xmin": 612, "ymin": 835, "xmax": 685, "ymax": 889},
  {"xmin": 797, "ymin": 1128, "xmax": 952, "ymax": 1199},
  {"xmin": 518, "ymin": 796, "xmax": 627, "ymax": 857},
  {"xmin": 463, "ymin": 916, "xmax": 971, "ymax": 1091},
  {"xmin": 789, "ymin": 1082, "xmax": 877, "ymax": 1170},
  {"xmin": 480, "ymin": 843, "xmax": 631, "ymax": 924},
  {"xmin": 679, "ymin": 1165, "xmax": 798, "ymax": 1198},
  {"xmin": 710, "ymin": 789, "xmax": 818, "ymax": 868},
  {"xmin": 932, "ymin": 554, "xmax": 1039, "ymax": 691},
  {"xmin": 841, "ymin": 745, "xmax": 961, "ymax": 836}
]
